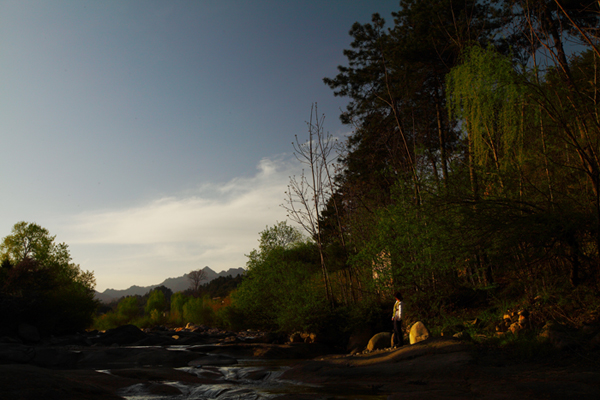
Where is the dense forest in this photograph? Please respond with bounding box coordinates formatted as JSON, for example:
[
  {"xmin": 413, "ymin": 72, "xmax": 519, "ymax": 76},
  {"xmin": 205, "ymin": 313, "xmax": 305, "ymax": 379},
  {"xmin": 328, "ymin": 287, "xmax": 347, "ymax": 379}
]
[{"xmin": 233, "ymin": 0, "xmax": 600, "ymax": 339}]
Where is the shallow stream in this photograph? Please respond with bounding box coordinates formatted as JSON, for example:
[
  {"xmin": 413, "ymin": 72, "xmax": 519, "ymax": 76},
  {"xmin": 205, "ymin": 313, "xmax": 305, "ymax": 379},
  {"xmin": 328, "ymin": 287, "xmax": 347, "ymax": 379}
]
[{"xmin": 113, "ymin": 357, "xmax": 388, "ymax": 400}]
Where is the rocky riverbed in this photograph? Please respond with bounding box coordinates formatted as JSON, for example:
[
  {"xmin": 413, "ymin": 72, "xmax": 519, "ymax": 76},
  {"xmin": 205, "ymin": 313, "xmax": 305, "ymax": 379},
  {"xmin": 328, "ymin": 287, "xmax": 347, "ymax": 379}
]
[{"xmin": 1, "ymin": 324, "xmax": 599, "ymax": 399}]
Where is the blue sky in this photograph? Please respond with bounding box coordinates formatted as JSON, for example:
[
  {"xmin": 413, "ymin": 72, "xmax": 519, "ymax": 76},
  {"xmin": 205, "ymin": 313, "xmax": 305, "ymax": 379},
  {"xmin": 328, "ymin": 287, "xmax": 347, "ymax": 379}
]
[{"xmin": 0, "ymin": 0, "xmax": 400, "ymax": 291}]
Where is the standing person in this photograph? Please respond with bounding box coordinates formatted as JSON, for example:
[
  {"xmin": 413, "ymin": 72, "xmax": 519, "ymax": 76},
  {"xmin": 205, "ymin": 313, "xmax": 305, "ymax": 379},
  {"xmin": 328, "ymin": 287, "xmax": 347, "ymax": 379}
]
[{"xmin": 392, "ymin": 291, "xmax": 404, "ymax": 347}]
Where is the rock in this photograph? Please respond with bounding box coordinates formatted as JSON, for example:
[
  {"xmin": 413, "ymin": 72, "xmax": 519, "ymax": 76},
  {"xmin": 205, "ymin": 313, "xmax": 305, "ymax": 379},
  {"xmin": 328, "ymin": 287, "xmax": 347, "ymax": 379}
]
[
  {"xmin": 18, "ymin": 324, "xmax": 40, "ymax": 343},
  {"xmin": 0, "ymin": 336, "xmax": 22, "ymax": 344},
  {"xmin": 148, "ymin": 383, "xmax": 183, "ymax": 395},
  {"xmin": 290, "ymin": 332, "xmax": 304, "ymax": 343},
  {"xmin": 77, "ymin": 346, "xmax": 199, "ymax": 369},
  {"xmin": 133, "ymin": 334, "xmax": 178, "ymax": 346},
  {"xmin": 347, "ymin": 328, "xmax": 373, "ymax": 353},
  {"xmin": 509, "ymin": 322, "xmax": 524, "ymax": 335},
  {"xmin": 409, "ymin": 321, "xmax": 430, "ymax": 345},
  {"xmin": 466, "ymin": 318, "xmax": 483, "ymax": 328},
  {"xmin": 48, "ymin": 334, "xmax": 92, "ymax": 347},
  {"xmin": 92, "ymin": 324, "xmax": 147, "ymax": 346},
  {"xmin": 32, "ymin": 347, "xmax": 81, "ymax": 369},
  {"xmin": 496, "ymin": 320, "xmax": 510, "ymax": 333},
  {"xmin": 247, "ymin": 331, "xmax": 285, "ymax": 344},
  {"xmin": 0, "ymin": 364, "xmax": 123, "ymax": 400},
  {"xmin": 287, "ymin": 331, "xmax": 320, "ymax": 344},
  {"xmin": 441, "ymin": 324, "xmax": 465, "ymax": 337},
  {"xmin": 367, "ymin": 332, "xmax": 392, "ymax": 352},
  {"xmin": 304, "ymin": 333, "xmax": 317, "ymax": 343},
  {"xmin": 0, "ymin": 343, "xmax": 35, "ymax": 364},
  {"xmin": 453, "ymin": 331, "xmax": 471, "ymax": 341},
  {"xmin": 187, "ymin": 354, "xmax": 238, "ymax": 367},
  {"xmin": 538, "ymin": 321, "xmax": 577, "ymax": 350}
]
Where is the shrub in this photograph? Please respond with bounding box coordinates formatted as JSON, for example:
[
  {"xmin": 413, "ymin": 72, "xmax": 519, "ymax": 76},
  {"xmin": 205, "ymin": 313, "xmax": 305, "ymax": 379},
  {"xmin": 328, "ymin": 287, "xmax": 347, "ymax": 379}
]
[
  {"xmin": 117, "ymin": 296, "xmax": 141, "ymax": 321},
  {"xmin": 145, "ymin": 290, "xmax": 167, "ymax": 315},
  {"xmin": 183, "ymin": 296, "xmax": 215, "ymax": 325}
]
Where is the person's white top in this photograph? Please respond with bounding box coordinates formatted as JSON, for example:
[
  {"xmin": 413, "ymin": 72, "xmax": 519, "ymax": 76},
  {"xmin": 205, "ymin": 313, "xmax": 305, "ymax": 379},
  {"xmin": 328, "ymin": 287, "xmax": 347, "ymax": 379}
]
[{"xmin": 392, "ymin": 300, "xmax": 403, "ymax": 321}]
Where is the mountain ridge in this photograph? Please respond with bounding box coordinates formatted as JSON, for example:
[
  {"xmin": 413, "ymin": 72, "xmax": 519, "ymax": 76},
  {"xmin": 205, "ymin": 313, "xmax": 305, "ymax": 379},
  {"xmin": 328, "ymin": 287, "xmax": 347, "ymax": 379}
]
[{"xmin": 94, "ymin": 267, "xmax": 245, "ymax": 303}]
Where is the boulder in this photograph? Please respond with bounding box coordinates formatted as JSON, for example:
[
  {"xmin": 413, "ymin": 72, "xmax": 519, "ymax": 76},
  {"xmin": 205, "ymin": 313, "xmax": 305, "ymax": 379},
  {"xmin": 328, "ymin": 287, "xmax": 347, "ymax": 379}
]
[
  {"xmin": 289, "ymin": 332, "xmax": 304, "ymax": 343},
  {"xmin": 133, "ymin": 334, "xmax": 178, "ymax": 346},
  {"xmin": 509, "ymin": 322, "xmax": 524, "ymax": 335},
  {"xmin": 538, "ymin": 321, "xmax": 577, "ymax": 350},
  {"xmin": 409, "ymin": 321, "xmax": 430, "ymax": 345},
  {"xmin": 32, "ymin": 347, "xmax": 81, "ymax": 369},
  {"xmin": 495, "ymin": 319, "xmax": 511, "ymax": 333},
  {"xmin": 92, "ymin": 324, "xmax": 147, "ymax": 346},
  {"xmin": 366, "ymin": 332, "xmax": 392, "ymax": 352},
  {"xmin": 0, "ymin": 343, "xmax": 35, "ymax": 364},
  {"xmin": 0, "ymin": 364, "xmax": 123, "ymax": 400},
  {"xmin": 77, "ymin": 346, "xmax": 199, "ymax": 369},
  {"xmin": 347, "ymin": 328, "xmax": 373, "ymax": 353},
  {"xmin": 18, "ymin": 324, "xmax": 40, "ymax": 343}
]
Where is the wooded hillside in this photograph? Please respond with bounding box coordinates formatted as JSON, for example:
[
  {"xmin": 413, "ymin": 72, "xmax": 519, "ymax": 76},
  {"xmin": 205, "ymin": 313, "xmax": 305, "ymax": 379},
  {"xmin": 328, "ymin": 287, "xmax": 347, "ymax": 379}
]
[{"xmin": 235, "ymin": 0, "xmax": 600, "ymax": 336}]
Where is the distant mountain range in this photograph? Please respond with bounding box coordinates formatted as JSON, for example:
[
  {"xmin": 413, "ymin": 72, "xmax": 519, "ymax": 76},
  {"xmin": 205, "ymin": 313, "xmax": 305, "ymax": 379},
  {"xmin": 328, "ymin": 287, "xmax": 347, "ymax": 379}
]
[{"xmin": 94, "ymin": 266, "xmax": 245, "ymax": 303}]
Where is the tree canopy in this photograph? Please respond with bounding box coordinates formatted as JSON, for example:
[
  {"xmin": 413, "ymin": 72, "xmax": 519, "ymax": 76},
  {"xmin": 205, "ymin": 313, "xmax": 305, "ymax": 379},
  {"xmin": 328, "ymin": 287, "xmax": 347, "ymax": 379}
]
[{"xmin": 0, "ymin": 222, "xmax": 97, "ymax": 335}]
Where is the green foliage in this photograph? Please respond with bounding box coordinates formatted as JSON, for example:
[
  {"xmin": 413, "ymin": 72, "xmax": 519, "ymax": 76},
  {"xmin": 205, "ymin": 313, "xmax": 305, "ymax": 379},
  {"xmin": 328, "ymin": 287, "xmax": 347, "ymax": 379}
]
[
  {"xmin": 0, "ymin": 222, "xmax": 97, "ymax": 335},
  {"xmin": 447, "ymin": 46, "xmax": 526, "ymax": 179},
  {"xmin": 169, "ymin": 292, "xmax": 188, "ymax": 326},
  {"xmin": 196, "ymin": 275, "xmax": 243, "ymax": 299},
  {"xmin": 183, "ymin": 296, "xmax": 215, "ymax": 326},
  {"xmin": 145, "ymin": 289, "xmax": 167, "ymax": 315},
  {"xmin": 92, "ymin": 310, "xmax": 123, "ymax": 331},
  {"xmin": 258, "ymin": 221, "xmax": 304, "ymax": 252},
  {"xmin": 313, "ymin": 1, "xmax": 600, "ymax": 340},
  {"xmin": 214, "ymin": 303, "xmax": 246, "ymax": 331},
  {"xmin": 232, "ymin": 223, "xmax": 328, "ymax": 333},
  {"xmin": 117, "ymin": 296, "xmax": 141, "ymax": 321}
]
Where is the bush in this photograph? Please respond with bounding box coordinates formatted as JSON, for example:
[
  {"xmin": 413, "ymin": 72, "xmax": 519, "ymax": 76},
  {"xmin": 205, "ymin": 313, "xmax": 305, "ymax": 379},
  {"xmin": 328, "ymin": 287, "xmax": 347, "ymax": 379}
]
[
  {"xmin": 93, "ymin": 311, "xmax": 124, "ymax": 331},
  {"xmin": 183, "ymin": 296, "xmax": 215, "ymax": 325},
  {"xmin": 233, "ymin": 234, "xmax": 326, "ymax": 333},
  {"xmin": 117, "ymin": 296, "xmax": 141, "ymax": 321},
  {"xmin": 145, "ymin": 290, "xmax": 167, "ymax": 315},
  {"xmin": 215, "ymin": 304, "xmax": 246, "ymax": 331},
  {"xmin": 169, "ymin": 292, "xmax": 188, "ymax": 326}
]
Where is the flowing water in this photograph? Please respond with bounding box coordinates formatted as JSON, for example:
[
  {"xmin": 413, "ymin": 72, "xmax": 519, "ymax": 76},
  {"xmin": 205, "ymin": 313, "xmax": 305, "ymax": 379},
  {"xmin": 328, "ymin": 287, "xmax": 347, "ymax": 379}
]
[{"xmin": 114, "ymin": 357, "xmax": 388, "ymax": 400}]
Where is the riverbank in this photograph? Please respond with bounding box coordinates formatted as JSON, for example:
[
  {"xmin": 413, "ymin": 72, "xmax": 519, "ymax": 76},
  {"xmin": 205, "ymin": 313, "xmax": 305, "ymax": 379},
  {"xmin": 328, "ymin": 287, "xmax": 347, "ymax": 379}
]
[
  {"xmin": 279, "ymin": 337, "xmax": 600, "ymax": 399},
  {"xmin": 1, "ymin": 326, "xmax": 599, "ymax": 399}
]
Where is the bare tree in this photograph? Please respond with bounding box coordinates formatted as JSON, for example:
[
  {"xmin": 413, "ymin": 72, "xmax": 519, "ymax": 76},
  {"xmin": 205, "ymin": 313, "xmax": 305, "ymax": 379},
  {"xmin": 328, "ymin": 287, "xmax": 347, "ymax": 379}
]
[
  {"xmin": 283, "ymin": 104, "xmax": 345, "ymax": 306},
  {"xmin": 187, "ymin": 268, "xmax": 207, "ymax": 295}
]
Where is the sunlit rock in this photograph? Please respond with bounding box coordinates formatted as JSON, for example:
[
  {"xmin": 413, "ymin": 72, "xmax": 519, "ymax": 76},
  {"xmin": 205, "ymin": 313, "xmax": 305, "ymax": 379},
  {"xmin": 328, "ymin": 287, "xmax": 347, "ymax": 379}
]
[
  {"xmin": 367, "ymin": 332, "xmax": 392, "ymax": 351},
  {"xmin": 409, "ymin": 321, "xmax": 430, "ymax": 344}
]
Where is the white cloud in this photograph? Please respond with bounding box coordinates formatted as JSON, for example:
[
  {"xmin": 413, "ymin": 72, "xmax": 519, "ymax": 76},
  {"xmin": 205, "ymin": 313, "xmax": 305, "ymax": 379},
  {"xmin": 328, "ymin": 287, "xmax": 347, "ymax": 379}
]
[{"xmin": 61, "ymin": 156, "xmax": 300, "ymax": 291}]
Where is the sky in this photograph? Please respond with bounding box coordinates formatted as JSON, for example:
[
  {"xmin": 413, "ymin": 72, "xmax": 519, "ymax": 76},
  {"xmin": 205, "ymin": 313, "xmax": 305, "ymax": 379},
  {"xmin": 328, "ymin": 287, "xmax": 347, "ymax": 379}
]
[{"xmin": 0, "ymin": 0, "xmax": 400, "ymax": 292}]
